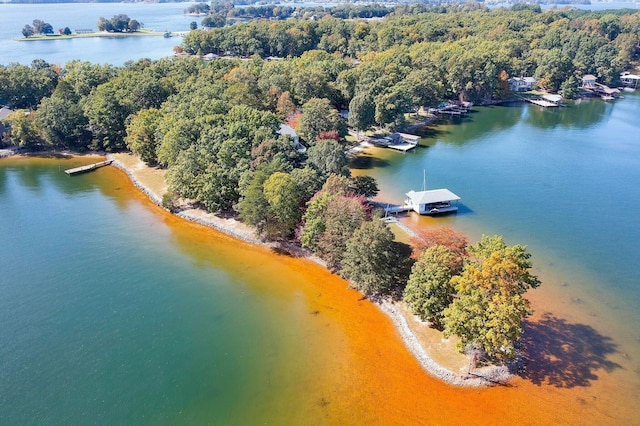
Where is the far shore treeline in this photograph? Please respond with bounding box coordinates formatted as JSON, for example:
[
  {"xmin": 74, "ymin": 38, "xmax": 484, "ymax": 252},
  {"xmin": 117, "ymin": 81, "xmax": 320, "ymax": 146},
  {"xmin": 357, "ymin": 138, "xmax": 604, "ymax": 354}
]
[{"xmin": 2, "ymin": 5, "xmax": 639, "ymax": 365}]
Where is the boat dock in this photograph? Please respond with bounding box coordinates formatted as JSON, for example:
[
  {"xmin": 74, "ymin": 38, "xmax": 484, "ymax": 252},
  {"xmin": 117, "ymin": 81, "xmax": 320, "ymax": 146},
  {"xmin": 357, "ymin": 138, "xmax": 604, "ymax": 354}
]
[
  {"xmin": 365, "ymin": 132, "xmax": 420, "ymax": 152},
  {"xmin": 428, "ymin": 101, "xmax": 472, "ymax": 116},
  {"xmin": 525, "ymin": 94, "xmax": 563, "ymax": 108},
  {"xmin": 64, "ymin": 160, "xmax": 113, "ymax": 175}
]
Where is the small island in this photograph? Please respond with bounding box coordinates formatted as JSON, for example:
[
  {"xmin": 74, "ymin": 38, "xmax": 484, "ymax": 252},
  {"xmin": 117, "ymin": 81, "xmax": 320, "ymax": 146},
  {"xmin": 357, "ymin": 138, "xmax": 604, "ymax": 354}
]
[{"xmin": 18, "ymin": 15, "xmax": 168, "ymax": 41}]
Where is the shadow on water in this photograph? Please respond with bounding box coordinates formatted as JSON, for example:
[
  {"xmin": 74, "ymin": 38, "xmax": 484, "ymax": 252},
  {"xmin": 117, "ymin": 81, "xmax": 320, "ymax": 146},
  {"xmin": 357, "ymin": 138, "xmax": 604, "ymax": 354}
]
[
  {"xmin": 349, "ymin": 153, "xmax": 391, "ymax": 170},
  {"xmin": 454, "ymin": 203, "xmax": 474, "ymax": 216},
  {"xmin": 519, "ymin": 312, "xmax": 621, "ymax": 388},
  {"xmin": 525, "ymin": 100, "xmax": 611, "ymax": 130}
]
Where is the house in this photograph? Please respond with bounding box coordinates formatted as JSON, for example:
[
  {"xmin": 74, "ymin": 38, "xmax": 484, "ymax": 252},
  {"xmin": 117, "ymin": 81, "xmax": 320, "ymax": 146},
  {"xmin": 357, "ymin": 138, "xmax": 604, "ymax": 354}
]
[
  {"xmin": 620, "ymin": 72, "xmax": 640, "ymax": 89},
  {"xmin": 202, "ymin": 53, "xmax": 219, "ymax": 61},
  {"xmin": 582, "ymin": 74, "xmax": 597, "ymax": 89},
  {"xmin": 277, "ymin": 124, "xmax": 306, "ymax": 153},
  {"xmin": 508, "ymin": 77, "xmax": 536, "ymax": 92},
  {"xmin": 404, "ymin": 189, "xmax": 460, "ymax": 215}
]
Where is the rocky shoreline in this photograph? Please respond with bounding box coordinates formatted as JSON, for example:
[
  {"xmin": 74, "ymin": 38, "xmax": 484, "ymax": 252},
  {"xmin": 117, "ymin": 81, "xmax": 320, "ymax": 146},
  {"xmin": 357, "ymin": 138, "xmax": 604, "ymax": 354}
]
[
  {"xmin": 2, "ymin": 150, "xmax": 511, "ymax": 387},
  {"xmin": 106, "ymin": 153, "xmax": 513, "ymax": 388}
]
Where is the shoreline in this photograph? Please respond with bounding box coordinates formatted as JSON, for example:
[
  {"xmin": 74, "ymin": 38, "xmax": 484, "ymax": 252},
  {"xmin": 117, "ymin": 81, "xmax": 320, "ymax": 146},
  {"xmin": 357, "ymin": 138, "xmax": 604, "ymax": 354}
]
[
  {"xmin": 0, "ymin": 149, "xmax": 510, "ymax": 387},
  {"xmin": 106, "ymin": 152, "xmax": 510, "ymax": 388},
  {"xmin": 17, "ymin": 30, "xmax": 166, "ymax": 42}
]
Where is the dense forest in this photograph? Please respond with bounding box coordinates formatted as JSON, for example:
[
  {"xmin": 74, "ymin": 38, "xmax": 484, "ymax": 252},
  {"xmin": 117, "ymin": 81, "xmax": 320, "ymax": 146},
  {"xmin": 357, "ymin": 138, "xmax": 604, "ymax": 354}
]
[{"xmin": 2, "ymin": 5, "xmax": 638, "ymax": 363}]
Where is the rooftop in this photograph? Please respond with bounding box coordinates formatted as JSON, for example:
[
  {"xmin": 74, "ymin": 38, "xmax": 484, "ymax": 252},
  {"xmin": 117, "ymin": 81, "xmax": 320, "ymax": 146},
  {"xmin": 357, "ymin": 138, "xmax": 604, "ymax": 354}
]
[{"xmin": 406, "ymin": 189, "xmax": 460, "ymax": 204}]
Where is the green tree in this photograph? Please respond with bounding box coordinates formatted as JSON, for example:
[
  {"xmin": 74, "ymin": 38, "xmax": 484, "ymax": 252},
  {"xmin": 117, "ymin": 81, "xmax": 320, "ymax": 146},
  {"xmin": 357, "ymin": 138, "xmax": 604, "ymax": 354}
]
[
  {"xmin": 341, "ymin": 219, "xmax": 399, "ymax": 296},
  {"xmin": 348, "ymin": 91, "xmax": 375, "ymax": 135},
  {"xmin": 22, "ymin": 25, "xmax": 34, "ymax": 38},
  {"xmin": 349, "ymin": 175, "xmax": 378, "ymax": 198},
  {"xmin": 4, "ymin": 111, "xmax": 43, "ymax": 150},
  {"xmin": 35, "ymin": 95, "xmax": 88, "ymax": 150},
  {"xmin": 442, "ymin": 235, "xmax": 541, "ymax": 361},
  {"xmin": 404, "ymin": 245, "xmax": 457, "ymax": 329},
  {"xmin": 316, "ymin": 195, "xmax": 369, "ymax": 270},
  {"xmin": 306, "ymin": 138, "xmax": 349, "ymax": 180},
  {"xmin": 262, "ymin": 171, "xmax": 302, "ymax": 239},
  {"xmin": 299, "ymin": 97, "xmax": 343, "ymax": 144},
  {"xmin": 125, "ymin": 108, "xmax": 163, "ymax": 164},
  {"xmin": 238, "ymin": 163, "xmax": 282, "ymax": 236}
]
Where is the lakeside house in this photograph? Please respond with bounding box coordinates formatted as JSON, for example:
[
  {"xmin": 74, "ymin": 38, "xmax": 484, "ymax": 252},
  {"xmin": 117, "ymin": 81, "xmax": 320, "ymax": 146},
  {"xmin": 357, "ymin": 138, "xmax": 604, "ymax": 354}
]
[
  {"xmin": 581, "ymin": 74, "xmax": 620, "ymax": 98},
  {"xmin": 621, "ymin": 72, "xmax": 640, "ymax": 89},
  {"xmin": 277, "ymin": 124, "xmax": 306, "ymax": 153},
  {"xmin": 202, "ymin": 53, "xmax": 220, "ymax": 61},
  {"xmin": 508, "ymin": 76, "xmax": 536, "ymax": 92},
  {"xmin": 582, "ymin": 74, "xmax": 597, "ymax": 89}
]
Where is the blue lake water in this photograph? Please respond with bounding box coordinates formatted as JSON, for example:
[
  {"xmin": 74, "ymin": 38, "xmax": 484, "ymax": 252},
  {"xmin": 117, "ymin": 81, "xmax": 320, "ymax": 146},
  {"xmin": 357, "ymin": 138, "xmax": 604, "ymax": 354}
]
[
  {"xmin": 2, "ymin": 2, "xmax": 639, "ymax": 66},
  {"xmin": 0, "ymin": 3, "xmax": 196, "ymax": 65},
  {"xmin": 353, "ymin": 94, "xmax": 640, "ymax": 378}
]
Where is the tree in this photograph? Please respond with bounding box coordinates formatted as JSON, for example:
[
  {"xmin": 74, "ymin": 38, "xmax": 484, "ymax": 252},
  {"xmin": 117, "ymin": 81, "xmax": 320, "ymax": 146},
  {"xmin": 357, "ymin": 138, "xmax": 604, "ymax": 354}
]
[
  {"xmin": 442, "ymin": 235, "xmax": 541, "ymax": 361},
  {"xmin": 32, "ymin": 19, "xmax": 53, "ymax": 35},
  {"xmin": 1, "ymin": 62, "xmax": 58, "ymax": 109},
  {"xmin": 404, "ymin": 245, "xmax": 457, "ymax": 329},
  {"xmin": 238, "ymin": 163, "xmax": 283, "ymax": 236},
  {"xmin": 349, "ymin": 175, "xmax": 378, "ymax": 198},
  {"xmin": 348, "ymin": 91, "xmax": 375, "ymax": 135},
  {"xmin": 559, "ymin": 75, "xmax": 580, "ymax": 99},
  {"xmin": 125, "ymin": 108, "xmax": 163, "ymax": 164},
  {"xmin": 306, "ymin": 138, "xmax": 349, "ymax": 180},
  {"xmin": 409, "ymin": 226, "xmax": 468, "ymax": 272},
  {"xmin": 4, "ymin": 111, "xmax": 43, "ymax": 150},
  {"xmin": 97, "ymin": 17, "xmax": 113, "ymax": 32},
  {"xmin": 128, "ymin": 19, "xmax": 141, "ymax": 32},
  {"xmin": 299, "ymin": 97, "xmax": 343, "ymax": 144},
  {"xmin": 316, "ymin": 195, "xmax": 369, "ymax": 270},
  {"xmin": 63, "ymin": 27, "xmax": 72, "ymax": 36},
  {"xmin": 262, "ymin": 171, "xmax": 302, "ymax": 239},
  {"xmin": 22, "ymin": 25, "xmax": 34, "ymax": 38},
  {"xmin": 341, "ymin": 219, "xmax": 399, "ymax": 296},
  {"xmin": 35, "ymin": 94, "xmax": 89, "ymax": 150},
  {"xmin": 190, "ymin": 21, "xmax": 198, "ymax": 31}
]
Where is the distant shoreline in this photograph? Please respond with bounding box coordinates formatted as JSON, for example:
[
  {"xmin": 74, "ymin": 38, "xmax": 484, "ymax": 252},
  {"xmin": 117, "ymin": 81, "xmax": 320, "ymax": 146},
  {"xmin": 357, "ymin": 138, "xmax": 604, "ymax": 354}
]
[{"xmin": 17, "ymin": 29, "xmax": 167, "ymax": 41}]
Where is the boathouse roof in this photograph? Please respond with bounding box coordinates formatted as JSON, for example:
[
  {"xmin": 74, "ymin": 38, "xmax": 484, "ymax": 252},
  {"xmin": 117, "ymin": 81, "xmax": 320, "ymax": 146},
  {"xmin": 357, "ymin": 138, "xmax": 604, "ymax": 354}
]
[{"xmin": 406, "ymin": 189, "xmax": 460, "ymax": 205}]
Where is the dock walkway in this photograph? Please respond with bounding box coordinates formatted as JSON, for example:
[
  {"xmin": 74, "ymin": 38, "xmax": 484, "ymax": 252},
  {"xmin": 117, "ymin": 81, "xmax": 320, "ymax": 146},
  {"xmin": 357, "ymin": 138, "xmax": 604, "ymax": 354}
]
[{"xmin": 64, "ymin": 159, "xmax": 113, "ymax": 175}]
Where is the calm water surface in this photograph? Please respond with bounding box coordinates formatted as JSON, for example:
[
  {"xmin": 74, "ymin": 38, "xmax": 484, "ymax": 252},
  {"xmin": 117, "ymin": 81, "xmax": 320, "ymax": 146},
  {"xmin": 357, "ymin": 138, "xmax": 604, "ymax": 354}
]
[
  {"xmin": 2, "ymin": 96, "xmax": 640, "ymax": 424},
  {"xmin": 353, "ymin": 93, "xmax": 640, "ymax": 405},
  {"xmin": 0, "ymin": 159, "xmax": 345, "ymax": 424},
  {"xmin": 0, "ymin": 3, "xmax": 195, "ymax": 65}
]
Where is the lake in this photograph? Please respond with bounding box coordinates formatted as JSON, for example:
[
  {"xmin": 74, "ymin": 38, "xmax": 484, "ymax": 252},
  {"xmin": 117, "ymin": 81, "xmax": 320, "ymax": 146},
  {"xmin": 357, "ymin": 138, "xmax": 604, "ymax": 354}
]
[
  {"xmin": 352, "ymin": 93, "xmax": 640, "ymax": 421},
  {"xmin": 1, "ymin": 1, "xmax": 639, "ymax": 66},
  {"xmin": 1, "ymin": 95, "xmax": 639, "ymax": 424},
  {"xmin": 0, "ymin": 3, "xmax": 196, "ymax": 66}
]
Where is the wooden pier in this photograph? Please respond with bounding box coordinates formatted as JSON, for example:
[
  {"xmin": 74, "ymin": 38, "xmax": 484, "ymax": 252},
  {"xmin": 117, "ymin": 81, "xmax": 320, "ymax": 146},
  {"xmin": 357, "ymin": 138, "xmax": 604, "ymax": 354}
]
[
  {"xmin": 428, "ymin": 101, "xmax": 472, "ymax": 116},
  {"xmin": 64, "ymin": 159, "xmax": 113, "ymax": 175}
]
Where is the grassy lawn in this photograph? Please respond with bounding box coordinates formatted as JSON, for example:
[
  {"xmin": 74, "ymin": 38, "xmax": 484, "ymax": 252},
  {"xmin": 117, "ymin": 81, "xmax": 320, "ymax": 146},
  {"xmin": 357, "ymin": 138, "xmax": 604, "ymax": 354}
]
[{"xmin": 18, "ymin": 29, "xmax": 166, "ymax": 41}]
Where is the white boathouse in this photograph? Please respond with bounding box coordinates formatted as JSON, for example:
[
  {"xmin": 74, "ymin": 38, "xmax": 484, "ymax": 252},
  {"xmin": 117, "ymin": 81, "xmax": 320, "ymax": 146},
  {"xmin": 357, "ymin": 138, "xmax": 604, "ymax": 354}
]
[{"xmin": 405, "ymin": 189, "xmax": 461, "ymax": 215}]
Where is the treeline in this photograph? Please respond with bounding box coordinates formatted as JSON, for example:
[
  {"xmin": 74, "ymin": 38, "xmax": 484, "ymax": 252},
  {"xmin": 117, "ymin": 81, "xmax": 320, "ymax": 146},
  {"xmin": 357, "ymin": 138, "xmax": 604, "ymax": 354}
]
[
  {"xmin": 184, "ymin": 5, "xmax": 640, "ymax": 100},
  {"xmin": 10, "ymin": 6, "xmax": 638, "ymax": 362},
  {"xmin": 97, "ymin": 15, "xmax": 142, "ymax": 33},
  {"xmin": 0, "ymin": 52, "xmax": 541, "ymax": 362}
]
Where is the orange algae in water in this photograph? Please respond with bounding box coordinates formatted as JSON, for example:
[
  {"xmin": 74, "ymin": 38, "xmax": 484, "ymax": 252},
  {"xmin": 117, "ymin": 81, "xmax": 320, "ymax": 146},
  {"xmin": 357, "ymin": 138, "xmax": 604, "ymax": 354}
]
[
  {"xmin": 103, "ymin": 163, "xmax": 640, "ymax": 425},
  {"xmin": 5, "ymin": 156, "xmax": 634, "ymax": 425}
]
